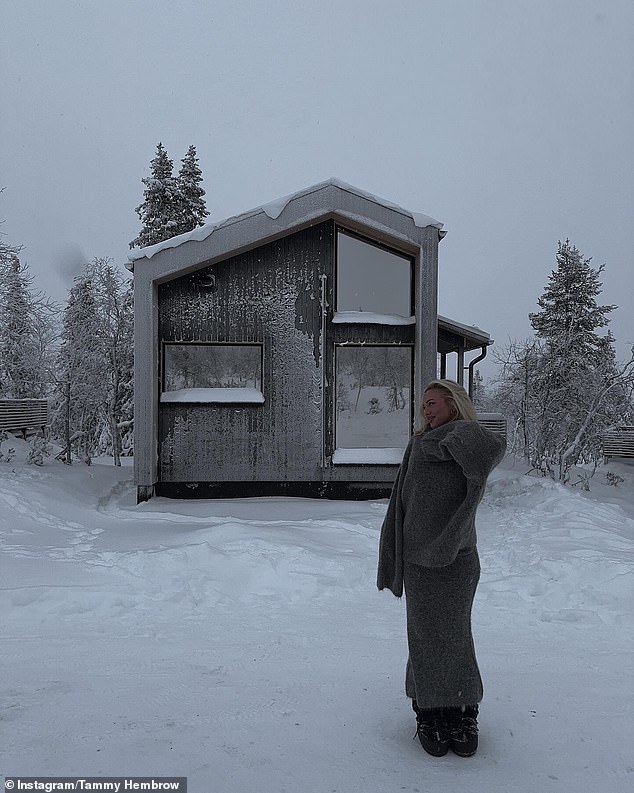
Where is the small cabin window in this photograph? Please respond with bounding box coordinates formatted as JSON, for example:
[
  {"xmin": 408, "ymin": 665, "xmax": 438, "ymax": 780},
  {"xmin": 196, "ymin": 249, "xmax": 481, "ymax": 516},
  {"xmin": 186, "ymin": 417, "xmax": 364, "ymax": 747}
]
[
  {"xmin": 333, "ymin": 345, "xmax": 412, "ymax": 462},
  {"xmin": 161, "ymin": 343, "xmax": 264, "ymax": 403},
  {"xmin": 336, "ymin": 230, "xmax": 413, "ymax": 320}
]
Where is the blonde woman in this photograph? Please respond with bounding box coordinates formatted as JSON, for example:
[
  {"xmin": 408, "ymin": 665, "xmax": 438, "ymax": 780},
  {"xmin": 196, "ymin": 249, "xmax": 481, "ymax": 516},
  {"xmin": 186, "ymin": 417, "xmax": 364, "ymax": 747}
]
[{"xmin": 377, "ymin": 379, "xmax": 506, "ymax": 757}]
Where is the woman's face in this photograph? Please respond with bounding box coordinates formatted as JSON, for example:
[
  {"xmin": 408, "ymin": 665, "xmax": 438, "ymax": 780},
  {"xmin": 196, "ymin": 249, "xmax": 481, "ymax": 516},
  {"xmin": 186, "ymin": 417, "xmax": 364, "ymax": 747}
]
[{"xmin": 423, "ymin": 389, "xmax": 455, "ymax": 428}]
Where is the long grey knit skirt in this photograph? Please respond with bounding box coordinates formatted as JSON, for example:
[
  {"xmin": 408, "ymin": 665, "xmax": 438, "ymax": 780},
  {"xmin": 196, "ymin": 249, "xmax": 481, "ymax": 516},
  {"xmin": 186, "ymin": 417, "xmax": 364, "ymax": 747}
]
[{"xmin": 404, "ymin": 548, "xmax": 483, "ymax": 709}]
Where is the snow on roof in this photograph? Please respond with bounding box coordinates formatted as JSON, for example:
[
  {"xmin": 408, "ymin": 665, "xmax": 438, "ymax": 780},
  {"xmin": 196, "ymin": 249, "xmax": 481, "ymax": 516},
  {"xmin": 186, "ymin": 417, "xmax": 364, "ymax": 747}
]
[
  {"xmin": 437, "ymin": 314, "xmax": 491, "ymax": 343},
  {"xmin": 127, "ymin": 178, "xmax": 444, "ymax": 263}
]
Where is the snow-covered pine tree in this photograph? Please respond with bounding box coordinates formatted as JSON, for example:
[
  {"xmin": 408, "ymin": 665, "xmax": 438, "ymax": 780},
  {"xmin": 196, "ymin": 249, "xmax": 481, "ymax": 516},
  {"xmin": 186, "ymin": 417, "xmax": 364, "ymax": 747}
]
[
  {"xmin": 54, "ymin": 275, "xmax": 104, "ymax": 464},
  {"xmin": 174, "ymin": 144, "xmax": 209, "ymax": 236},
  {"xmin": 527, "ymin": 240, "xmax": 633, "ymax": 481},
  {"xmin": 529, "ymin": 240, "xmax": 616, "ymax": 365},
  {"xmin": 0, "ymin": 244, "xmax": 57, "ymax": 399},
  {"xmin": 129, "ymin": 143, "xmax": 180, "ymax": 249},
  {"xmin": 0, "ymin": 244, "xmax": 29, "ymax": 397}
]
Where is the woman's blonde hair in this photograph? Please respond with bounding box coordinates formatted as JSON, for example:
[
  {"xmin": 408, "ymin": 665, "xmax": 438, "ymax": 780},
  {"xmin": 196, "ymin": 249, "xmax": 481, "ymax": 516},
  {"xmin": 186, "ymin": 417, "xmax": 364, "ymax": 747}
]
[{"xmin": 416, "ymin": 378, "xmax": 478, "ymax": 433}]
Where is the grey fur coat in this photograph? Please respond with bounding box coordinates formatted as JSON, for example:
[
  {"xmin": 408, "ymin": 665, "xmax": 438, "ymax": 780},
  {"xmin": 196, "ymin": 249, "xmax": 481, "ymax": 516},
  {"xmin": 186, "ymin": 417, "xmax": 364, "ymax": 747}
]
[{"xmin": 377, "ymin": 420, "xmax": 506, "ymax": 596}]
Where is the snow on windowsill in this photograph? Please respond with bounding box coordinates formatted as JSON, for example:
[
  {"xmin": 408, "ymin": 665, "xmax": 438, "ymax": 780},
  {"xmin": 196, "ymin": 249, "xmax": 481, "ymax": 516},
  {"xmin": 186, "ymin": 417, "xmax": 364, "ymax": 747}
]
[
  {"xmin": 161, "ymin": 388, "xmax": 265, "ymax": 404},
  {"xmin": 332, "ymin": 448, "xmax": 405, "ymax": 465},
  {"xmin": 332, "ymin": 311, "xmax": 415, "ymax": 325}
]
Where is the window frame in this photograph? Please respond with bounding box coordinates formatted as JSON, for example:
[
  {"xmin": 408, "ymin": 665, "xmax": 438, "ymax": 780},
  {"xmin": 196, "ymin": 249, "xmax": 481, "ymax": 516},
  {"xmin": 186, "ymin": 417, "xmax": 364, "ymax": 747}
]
[
  {"xmin": 160, "ymin": 341, "xmax": 265, "ymax": 404},
  {"xmin": 335, "ymin": 227, "xmax": 415, "ymax": 320},
  {"xmin": 332, "ymin": 342, "xmax": 414, "ymax": 462}
]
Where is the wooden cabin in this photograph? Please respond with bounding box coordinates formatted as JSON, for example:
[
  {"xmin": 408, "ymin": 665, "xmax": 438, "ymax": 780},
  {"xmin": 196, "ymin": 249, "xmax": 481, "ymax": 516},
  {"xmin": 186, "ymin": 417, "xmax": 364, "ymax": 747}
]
[{"xmin": 127, "ymin": 179, "xmax": 493, "ymax": 501}]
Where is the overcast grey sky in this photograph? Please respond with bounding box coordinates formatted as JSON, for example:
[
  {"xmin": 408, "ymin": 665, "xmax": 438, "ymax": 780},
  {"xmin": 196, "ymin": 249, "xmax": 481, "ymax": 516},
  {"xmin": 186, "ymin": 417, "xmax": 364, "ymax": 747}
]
[{"xmin": 1, "ymin": 0, "xmax": 632, "ymax": 377}]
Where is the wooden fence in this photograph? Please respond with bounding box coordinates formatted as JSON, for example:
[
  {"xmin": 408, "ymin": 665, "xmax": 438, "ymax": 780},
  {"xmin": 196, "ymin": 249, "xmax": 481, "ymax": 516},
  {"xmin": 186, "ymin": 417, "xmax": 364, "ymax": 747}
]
[
  {"xmin": 477, "ymin": 412, "xmax": 507, "ymax": 439},
  {"xmin": 0, "ymin": 399, "xmax": 49, "ymax": 436},
  {"xmin": 602, "ymin": 426, "xmax": 634, "ymax": 460}
]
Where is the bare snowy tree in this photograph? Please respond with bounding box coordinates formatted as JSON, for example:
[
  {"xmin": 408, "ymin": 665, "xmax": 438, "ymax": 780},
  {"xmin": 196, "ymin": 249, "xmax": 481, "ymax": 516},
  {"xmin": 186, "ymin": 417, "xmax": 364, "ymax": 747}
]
[
  {"xmin": 53, "ymin": 274, "xmax": 103, "ymax": 464},
  {"xmin": 89, "ymin": 259, "xmax": 134, "ymax": 465},
  {"xmin": 491, "ymin": 338, "xmax": 543, "ymax": 460},
  {"xmin": 0, "ymin": 243, "xmax": 58, "ymax": 399},
  {"xmin": 53, "ymin": 259, "xmax": 134, "ymax": 465}
]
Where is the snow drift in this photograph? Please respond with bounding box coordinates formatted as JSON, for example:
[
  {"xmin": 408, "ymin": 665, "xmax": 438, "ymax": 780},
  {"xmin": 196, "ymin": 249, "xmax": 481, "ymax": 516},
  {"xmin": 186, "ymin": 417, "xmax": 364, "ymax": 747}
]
[{"xmin": 1, "ymin": 438, "xmax": 632, "ymax": 792}]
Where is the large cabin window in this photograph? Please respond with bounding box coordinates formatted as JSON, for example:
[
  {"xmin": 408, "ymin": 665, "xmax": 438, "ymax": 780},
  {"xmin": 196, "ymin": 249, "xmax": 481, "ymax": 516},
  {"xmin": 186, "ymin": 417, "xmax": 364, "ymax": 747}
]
[
  {"xmin": 333, "ymin": 344, "xmax": 412, "ymax": 463},
  {"xmin": 335, "ymin": 230, "xmax": 413, "ymax": 322},
  {"xmin": 161, "ymin": 343, "xmax": 264, "ymax": 403}
]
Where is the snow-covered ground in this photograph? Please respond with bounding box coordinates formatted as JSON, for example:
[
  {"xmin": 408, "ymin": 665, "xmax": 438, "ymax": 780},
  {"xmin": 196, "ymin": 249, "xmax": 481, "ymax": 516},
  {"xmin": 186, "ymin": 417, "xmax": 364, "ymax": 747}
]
[{"xmin": 1, "ymin": 437, "xmax": 633, "ymax": 793}]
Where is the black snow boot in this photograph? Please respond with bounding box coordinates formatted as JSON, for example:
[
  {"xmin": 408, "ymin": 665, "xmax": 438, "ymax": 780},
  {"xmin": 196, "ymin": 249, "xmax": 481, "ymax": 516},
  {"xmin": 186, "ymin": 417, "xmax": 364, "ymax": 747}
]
[
  {"xmin": 412, "ymin": 702, "xmax": 449, "ymax": 757},
  {"xmin": 446, "ymin": 704, "xmax": 479, "ymax": 757}
]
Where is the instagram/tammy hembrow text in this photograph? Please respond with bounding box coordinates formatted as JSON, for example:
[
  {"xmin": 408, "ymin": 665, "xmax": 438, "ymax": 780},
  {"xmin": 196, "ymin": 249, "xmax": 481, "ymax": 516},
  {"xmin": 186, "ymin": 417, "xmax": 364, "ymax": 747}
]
[{"xmin": 4, "ymin": 779, "xmax": 187, "ymax": 793}]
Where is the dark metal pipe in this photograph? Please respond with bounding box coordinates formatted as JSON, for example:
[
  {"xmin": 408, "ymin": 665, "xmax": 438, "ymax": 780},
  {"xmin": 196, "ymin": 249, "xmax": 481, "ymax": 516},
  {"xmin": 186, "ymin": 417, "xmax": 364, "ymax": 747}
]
[{"xmin": 466, "ymin": 345, "xmax": 488, "ymax": 397}]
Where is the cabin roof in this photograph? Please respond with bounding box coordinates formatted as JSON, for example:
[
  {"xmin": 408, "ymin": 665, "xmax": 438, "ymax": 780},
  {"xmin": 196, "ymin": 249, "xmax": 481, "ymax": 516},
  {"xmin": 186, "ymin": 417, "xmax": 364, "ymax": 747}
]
[
  {"xmin": 125, "ymin": 179, "xmax": 491, "ymax": 351},
  {"xmin": 126, "ymin": 178, "xmax": 444, "ymax": 272},
  {"xmin": 438, "ymin": 314, "xmax": 492, "ymax": 352}
]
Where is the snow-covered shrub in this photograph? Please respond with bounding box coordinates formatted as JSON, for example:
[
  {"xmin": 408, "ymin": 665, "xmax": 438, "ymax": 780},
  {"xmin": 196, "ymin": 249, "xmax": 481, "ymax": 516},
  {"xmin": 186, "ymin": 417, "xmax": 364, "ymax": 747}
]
[
  {"xmin": 27, "ymin": 435, "xmax": 51, "ymax": 466},
  {"xmin": 367, "ymin": 397, "xmax": 382, "ymax": 414},
  {"xmin": 0, "ymin": 430, "xmax": 16, "ymax": 463},
  {"xmin": 605, "ymin": 470, "xmax": 625, "ymax": 487}
]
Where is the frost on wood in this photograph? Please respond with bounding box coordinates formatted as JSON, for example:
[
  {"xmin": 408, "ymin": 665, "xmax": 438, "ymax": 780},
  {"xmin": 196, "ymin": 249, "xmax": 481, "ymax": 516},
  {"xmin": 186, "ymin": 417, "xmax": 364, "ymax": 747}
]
[
  {"xmin": 157, "ymin": 226, "xmax": 325, "ymax": 483},
  {"xmin": 160, "ymin": 414, "xmax": 191, "ymax": 475},
  {"xmin": 154, "ymin": 217, "xmax": 418, "ymax": 486}
]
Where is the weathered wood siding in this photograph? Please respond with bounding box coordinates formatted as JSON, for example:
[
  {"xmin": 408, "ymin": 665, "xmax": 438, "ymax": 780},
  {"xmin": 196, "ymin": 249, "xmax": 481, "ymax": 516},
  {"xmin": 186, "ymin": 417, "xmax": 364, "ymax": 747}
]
[
  {"xmin": 158, "ymin": 222, "xmax": 331, "ymax": 482},
  {"xmin": 152, "ymin": 214, "xmax": 439, "ymax": 489}
]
